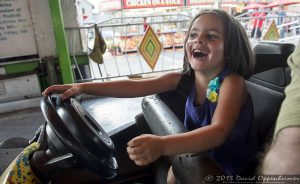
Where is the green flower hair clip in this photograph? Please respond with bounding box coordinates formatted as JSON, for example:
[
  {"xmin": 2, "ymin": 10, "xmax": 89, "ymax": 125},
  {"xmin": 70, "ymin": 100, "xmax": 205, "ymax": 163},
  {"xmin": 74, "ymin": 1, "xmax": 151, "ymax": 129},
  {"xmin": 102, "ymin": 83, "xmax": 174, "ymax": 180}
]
[{"xmin": 206, "ymin": 76, "xmax": 220, "ymax": 103}]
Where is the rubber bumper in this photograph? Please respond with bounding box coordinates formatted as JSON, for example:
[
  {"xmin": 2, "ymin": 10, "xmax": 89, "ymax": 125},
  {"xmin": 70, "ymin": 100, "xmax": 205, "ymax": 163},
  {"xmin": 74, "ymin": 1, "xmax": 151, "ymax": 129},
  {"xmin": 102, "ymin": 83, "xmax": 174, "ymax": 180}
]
[{"xmin": 142, "ymin": 94, "xmax": 223, "ymax": 184}]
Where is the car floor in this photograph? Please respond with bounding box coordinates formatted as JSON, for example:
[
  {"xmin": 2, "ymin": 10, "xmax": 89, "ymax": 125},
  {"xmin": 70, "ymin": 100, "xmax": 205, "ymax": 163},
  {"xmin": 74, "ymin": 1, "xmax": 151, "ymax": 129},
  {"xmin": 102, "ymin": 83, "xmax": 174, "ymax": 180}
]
[{"xmin": 0, "ymin": 96, "xmax": 143, "ymax": 143}]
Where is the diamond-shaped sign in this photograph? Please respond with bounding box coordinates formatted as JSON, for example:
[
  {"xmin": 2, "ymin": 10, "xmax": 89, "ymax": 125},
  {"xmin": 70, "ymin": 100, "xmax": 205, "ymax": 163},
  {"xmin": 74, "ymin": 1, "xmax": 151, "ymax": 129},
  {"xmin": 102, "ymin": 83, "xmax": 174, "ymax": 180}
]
[{"xmin": 138, "ymin": 26, "xmax": 162, "ymax": 70}]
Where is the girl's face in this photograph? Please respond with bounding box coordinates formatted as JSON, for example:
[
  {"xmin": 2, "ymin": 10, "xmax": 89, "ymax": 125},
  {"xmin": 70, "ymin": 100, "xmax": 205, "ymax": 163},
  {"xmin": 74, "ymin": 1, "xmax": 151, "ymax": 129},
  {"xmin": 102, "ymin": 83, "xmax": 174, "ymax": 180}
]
[{"xmin": 185, "ymin": 14, "xmax": 225, "ymax": 75}]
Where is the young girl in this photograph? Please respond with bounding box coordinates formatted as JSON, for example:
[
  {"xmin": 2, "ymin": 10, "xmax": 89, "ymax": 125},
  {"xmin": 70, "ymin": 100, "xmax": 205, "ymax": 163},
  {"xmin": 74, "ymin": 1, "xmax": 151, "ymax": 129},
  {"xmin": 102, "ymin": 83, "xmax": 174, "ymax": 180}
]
[{"xmin": 43, "ymin": 9, "xmax": 257, "ymax": 182}]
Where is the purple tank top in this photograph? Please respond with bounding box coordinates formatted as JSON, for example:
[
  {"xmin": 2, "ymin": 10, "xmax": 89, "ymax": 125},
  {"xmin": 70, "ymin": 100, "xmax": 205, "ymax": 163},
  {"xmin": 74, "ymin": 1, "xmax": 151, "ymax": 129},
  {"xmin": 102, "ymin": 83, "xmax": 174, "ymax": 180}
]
[{"xmin": 184, "ymin": 69, "xmax": 258, "ymax": 175}]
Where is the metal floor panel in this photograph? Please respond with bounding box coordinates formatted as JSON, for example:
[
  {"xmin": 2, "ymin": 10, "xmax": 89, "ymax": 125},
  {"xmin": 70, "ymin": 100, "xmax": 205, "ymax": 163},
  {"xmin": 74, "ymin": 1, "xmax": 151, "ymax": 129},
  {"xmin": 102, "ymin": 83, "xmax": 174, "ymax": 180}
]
[{"xmin": 81, "ymin": 96, "xmax": 143, "ymax": 133}]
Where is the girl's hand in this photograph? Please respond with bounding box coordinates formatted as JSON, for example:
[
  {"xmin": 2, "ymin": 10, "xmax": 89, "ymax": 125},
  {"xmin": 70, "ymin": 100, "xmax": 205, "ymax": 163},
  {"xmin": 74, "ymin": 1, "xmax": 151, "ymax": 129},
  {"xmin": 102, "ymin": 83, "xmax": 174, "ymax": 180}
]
[
  {"xmin": 42, "ymin": 84, "xmax": 81, "ymax": 100},
  {"xmin": 127, "ymin": 134, "xmax": 164, "ymax": 166}
]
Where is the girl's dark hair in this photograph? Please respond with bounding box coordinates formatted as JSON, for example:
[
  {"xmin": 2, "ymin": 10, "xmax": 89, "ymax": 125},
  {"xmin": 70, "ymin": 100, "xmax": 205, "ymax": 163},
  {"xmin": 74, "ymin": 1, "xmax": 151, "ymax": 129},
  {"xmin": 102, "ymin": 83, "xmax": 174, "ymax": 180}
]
[{"xmin": 182, "ymin": 9, "xmax": 255, "ymax": 78}]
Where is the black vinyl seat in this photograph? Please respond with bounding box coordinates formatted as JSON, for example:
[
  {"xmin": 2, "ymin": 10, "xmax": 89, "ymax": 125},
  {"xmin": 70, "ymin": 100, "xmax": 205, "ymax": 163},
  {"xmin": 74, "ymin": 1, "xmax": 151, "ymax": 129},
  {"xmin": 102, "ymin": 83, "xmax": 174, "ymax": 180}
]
[
  {"xmin": 248, "ymin": 41, "xmax": 295, "ymax": 151},
  {"xmin": 138, "ymin": 41, "xmax": 295, "ymax": 183},
  {"xmin": 244, "ymin": 41, "xmax": 295, "ymax": 174}
]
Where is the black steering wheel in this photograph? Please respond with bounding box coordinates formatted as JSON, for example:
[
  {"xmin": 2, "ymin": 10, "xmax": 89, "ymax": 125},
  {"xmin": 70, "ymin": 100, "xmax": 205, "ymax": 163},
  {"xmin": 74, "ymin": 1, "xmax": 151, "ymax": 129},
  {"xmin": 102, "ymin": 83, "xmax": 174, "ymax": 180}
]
[{"xmin": 36, "ymin": 94, "xmax": 117, "ymax": 179}]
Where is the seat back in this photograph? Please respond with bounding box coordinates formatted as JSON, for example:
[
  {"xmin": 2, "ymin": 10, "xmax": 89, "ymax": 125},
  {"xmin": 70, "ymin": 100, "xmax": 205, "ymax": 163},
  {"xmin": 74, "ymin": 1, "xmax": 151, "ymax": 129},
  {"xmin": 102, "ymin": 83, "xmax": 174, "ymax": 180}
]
[{"xmin": 247, "ymin": 41, "xmax": 295, "ymax": 152}]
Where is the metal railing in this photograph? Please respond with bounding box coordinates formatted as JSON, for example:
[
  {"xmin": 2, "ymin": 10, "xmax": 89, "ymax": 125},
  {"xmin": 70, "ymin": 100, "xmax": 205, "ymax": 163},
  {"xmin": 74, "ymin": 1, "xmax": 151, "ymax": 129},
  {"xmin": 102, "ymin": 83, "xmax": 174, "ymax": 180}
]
[
  {"xmin": 236, "ymin": 9, "xmax": 300, "ymax": 45},
  {"xmin": 65, "ymin": 11, "xmax": 300, "ymax": 83},
  {"xmin": 65, "ymin": 14, "xmax": 191, "ymax": 82}
]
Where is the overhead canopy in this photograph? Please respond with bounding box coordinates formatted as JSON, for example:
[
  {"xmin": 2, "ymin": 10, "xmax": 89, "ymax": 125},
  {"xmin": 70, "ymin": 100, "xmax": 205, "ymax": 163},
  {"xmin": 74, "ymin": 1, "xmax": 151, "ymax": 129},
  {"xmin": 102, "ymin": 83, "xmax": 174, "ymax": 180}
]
[
  {"xmin": 243, "ymin": 3, "xmax": 266, "ymax": 10},
  {"xmin": 266, "ymin": 0, "xmax": 300, "ymax": 8}
]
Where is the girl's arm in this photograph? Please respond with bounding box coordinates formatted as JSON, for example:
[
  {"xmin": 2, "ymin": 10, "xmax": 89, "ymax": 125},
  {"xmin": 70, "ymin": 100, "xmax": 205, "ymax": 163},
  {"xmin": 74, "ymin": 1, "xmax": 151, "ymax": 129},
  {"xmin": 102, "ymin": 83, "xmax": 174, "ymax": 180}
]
[
  {"xmin": 127, "ymin": 74, "xmax": 247, "ymax": 165},
  {"xmin": 43, "ymin": 71, "xmax": 182, "ymax": 99},
  {"xmin": 162, "ymin": 73, "xmax": 247, "ymax": 154}
]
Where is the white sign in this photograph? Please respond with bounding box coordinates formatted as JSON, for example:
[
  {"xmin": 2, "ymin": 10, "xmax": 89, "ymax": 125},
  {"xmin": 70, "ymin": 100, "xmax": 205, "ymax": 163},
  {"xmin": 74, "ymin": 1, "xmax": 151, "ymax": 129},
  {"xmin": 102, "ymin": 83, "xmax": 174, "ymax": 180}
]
[{"xmin": 0, "ymin": 0, "xmax": 38, "ymax": 59}]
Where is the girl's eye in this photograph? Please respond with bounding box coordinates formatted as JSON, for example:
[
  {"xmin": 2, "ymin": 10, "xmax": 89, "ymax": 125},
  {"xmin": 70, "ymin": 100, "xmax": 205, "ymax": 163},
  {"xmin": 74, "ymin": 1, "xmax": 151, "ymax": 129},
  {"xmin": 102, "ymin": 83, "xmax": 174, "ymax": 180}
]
[
  {"xmin": 189, "ymin": 33, "xmax": 197, "ymax": 39},
  {"xmin": 207, "ymin": 34, "xmax": 218, "ymax": 39}
]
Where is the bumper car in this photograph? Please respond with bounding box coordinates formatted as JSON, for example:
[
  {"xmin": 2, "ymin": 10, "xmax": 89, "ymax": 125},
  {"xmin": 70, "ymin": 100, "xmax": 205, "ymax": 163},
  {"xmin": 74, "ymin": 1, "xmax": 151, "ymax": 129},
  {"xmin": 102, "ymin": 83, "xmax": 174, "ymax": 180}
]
[{"xmin": 0, "ymin": 41, "xmax": 295, "ymax": 184}]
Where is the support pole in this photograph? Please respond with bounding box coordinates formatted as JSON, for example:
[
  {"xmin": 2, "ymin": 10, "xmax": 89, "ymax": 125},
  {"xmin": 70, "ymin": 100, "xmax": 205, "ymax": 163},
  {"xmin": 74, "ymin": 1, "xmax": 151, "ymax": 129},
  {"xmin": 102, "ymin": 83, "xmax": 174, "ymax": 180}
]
[
  {"xmin": 48, "ymin": 0, "xmax": 74, "ymax": 84},
  {"xmin": 214, "ymin": 0, "xmax": 222, "ymax": 9}
]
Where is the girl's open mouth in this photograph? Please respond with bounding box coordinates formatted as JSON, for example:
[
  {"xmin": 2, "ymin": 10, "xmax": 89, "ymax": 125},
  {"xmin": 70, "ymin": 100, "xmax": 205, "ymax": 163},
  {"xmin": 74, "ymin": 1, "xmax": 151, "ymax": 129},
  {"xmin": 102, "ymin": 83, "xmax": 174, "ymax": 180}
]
[{"xmin": 193, "ymin": 49, "xmax": 208, "ymax": 60}]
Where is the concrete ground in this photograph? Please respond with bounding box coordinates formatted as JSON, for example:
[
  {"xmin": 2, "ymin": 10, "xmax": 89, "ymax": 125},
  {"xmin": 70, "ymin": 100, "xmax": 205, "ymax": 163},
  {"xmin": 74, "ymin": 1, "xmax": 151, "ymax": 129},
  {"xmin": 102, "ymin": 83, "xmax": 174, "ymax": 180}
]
[{"xmin": 0, "ymin": 106, "xmax": 44, "ymax": 143}]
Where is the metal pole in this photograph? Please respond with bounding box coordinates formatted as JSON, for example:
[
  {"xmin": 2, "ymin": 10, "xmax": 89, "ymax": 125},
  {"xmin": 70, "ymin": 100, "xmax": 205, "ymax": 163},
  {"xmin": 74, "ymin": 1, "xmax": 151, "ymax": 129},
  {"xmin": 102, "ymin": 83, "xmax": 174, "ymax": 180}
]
[
  {"xmin": 48, "ymin": 0, "xmax": 74, "ymax": 84},
  {"xmin": 214, "ymin": 0, "xmax": 222, "ymax": 9}
]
